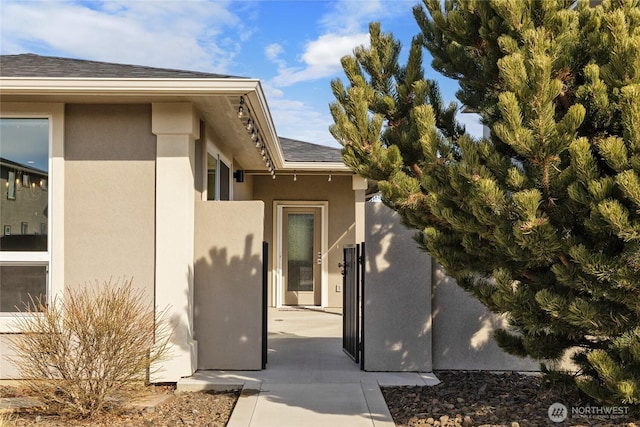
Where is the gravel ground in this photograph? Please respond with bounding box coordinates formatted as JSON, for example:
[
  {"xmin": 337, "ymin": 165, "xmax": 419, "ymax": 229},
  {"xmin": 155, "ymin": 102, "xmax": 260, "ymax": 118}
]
[
  {"xmin": 1, "ymin": 385, "xmax": 239, "ymax": 427},
  {"xmin": 382, "ymin": 371, "xmax": 639, "ymax": 427},
  {"xmin": 3, "ymin": 371, "xmax": 639, "ymax": 426}
]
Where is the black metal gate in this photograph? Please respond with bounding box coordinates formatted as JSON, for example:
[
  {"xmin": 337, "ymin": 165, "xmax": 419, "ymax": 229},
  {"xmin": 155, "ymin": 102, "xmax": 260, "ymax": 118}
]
[
  {"xmin": 262, "ymin": 241, "xmax": 268, "ymax": 369},
  {"xmin": 341, "ymin": 242, "xmax": 365, "ymax": 369}
]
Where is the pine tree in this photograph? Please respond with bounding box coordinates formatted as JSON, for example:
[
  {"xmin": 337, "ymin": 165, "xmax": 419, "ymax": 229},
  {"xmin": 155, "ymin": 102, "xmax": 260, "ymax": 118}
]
[{"xmin": 330, "ymin": 0, "xmax": 640, "ymax": 405}]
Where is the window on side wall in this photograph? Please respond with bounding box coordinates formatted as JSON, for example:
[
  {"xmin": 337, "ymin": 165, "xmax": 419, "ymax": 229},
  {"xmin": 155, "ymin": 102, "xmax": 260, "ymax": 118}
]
[
  {"xmin": 0, "ymin": 118, "xmax": 50, "ymax": 312},
  {"xmin": 206, "ymin": 152, "xmax": 231, "ymax": 201}
]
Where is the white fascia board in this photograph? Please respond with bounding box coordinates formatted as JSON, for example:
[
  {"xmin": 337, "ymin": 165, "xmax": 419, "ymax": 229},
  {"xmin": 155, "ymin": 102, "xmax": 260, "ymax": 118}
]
[
  {"xmin": 0, "ymin": 76, "xmax": 289, "ymax": 168},
  {"xmin": 0, "ymin": 77, "xmax": 263, "ymax": 95},
  {"xmin": 243, "ymin": 81, "xmax": 286, "ymax": 168},
  {"xmin": 280, "ymin": 162, "xmax": 350, "ymax": 171}
]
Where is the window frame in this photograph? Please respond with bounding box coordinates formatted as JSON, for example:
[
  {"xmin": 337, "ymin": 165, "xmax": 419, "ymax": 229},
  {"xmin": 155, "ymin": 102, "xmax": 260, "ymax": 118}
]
[
  {"xmin": 0, "ymin": 105, "xmax": 63, "ymax": 331},
  {"xmin": 205, "ymin": 142, "xmax": 233, "ymax": 201}
]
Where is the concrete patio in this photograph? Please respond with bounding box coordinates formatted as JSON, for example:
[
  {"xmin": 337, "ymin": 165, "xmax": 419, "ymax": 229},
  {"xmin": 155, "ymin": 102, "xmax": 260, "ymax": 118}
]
[{"xmin": 178, "ymin": 308, "xmax": 439, "ymax": 427}]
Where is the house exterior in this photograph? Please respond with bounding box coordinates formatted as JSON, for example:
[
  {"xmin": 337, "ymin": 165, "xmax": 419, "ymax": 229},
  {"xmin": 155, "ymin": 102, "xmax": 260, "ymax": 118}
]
[
  {"xmin": 0, "ymin": 54, "xmax": 367, "ymax": 381},
  {"xmin": 1, "ymin": 54, "xmax": 549, "ymax": 384}
]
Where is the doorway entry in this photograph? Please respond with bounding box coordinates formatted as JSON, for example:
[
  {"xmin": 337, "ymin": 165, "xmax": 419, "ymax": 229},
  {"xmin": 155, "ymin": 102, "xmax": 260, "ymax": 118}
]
[
  {"xmin": 274, "ymin": 202, "xmax": 328, "ymax": 307},
  {"xmin": 283, "ymin": 207, "xmax": 321, "ymax": 305}
]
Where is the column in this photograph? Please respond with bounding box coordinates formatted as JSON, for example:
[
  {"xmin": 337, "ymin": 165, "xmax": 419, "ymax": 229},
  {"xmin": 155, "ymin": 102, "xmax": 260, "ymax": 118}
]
[
  {"xmin": 151, "ymin": 103, "xmax": 199, "ymax": 381},
  {"xmin": 352, "ymin": 175, "xmax": 367, "ymax": 244}
]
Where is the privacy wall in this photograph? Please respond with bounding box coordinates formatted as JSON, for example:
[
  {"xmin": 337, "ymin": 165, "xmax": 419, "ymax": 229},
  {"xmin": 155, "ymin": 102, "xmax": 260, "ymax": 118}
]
[{"xmin": 364, "ymin": 203, "xmax": 538, "ymax": 372}]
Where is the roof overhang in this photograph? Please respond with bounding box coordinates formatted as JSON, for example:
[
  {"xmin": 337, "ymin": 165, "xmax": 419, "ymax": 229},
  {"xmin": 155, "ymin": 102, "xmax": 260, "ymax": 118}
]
[
  {"xmin": 0, "ymin": 77, "xmax": 351, "ymax": 173},
  {"xmin": 0, "ymin": 77, "xmax": 286, "ymax": 171}
]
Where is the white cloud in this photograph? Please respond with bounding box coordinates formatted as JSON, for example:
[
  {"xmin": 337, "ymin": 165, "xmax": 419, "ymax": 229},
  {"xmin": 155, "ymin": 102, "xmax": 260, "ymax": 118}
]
[
  {"xmin": 319, "ymin": 0, "xmax": 386, "ymax": 34},
  {"xmin": 267, "ymin": 0, "xmax": 412, "ymax": 87},
  {"xmin": 302, "ymin": 33, "xmax": 369, "ymax": 68},
  {"xmin": 0, "ymin": 0, "xmax": 245, "ymax": 73},
  {"xmin": 270, "ymin": 32, "xmax": 369, "ymax": 87},
  {"xmin": 264, "ymin": 85, "xmax": 340, "ymax": 147},
  {"xmin": 265, "ymin": 43, "xmax": 284, "ymax": 61}
]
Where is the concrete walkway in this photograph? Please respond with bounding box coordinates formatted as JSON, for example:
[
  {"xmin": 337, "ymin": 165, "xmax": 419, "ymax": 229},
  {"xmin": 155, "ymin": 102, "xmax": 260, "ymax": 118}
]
[{"xmin": 178, "ymin": 308, "xmax": 439, "ymax": 427}]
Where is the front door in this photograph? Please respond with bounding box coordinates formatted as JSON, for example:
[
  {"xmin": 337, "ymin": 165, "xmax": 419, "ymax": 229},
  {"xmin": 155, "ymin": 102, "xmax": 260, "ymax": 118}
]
[{"xmin": 283, "ymin": 207, "xmax": 321, "ymax": 306}]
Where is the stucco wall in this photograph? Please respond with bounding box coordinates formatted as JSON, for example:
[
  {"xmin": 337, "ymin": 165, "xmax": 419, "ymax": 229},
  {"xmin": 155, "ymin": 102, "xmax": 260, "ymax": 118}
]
[
  {"xmin": 64, "ymin": 104, "xmax": 156, "ymax": 301},
  {"xmin": 193, "ymin": 201, "xmax": 264, "ymax": 370},
  {"xmin": 233, "ymin": 173, "xmax": 254, "ymax": 201},
  {"xmin": 432, "ymin": 265, "xmax": 538, "ymax": 371},
  {"xmin": 253, "ymin": 174, "xmax": 355, "ymax": 308},
  {"xmin": 364, "ymin": 202, "xmax": 432, "ymax": 371},
  {"xmin": 364, "ymin": 203, "xmax": 538, "ymax": 372}
]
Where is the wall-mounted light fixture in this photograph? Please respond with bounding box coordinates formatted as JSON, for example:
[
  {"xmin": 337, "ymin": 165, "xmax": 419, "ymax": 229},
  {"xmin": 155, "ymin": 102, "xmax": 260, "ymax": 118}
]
[{"xmin": 233, "ymin": 170, "xmax": 245, "ymax": 183}]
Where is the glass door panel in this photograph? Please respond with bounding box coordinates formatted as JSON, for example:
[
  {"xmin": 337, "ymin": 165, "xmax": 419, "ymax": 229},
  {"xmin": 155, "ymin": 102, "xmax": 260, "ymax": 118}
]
[
  {"xmin": 283, "ymin": 208, "xmax": 321, "ymax": 306},
  {"xmin": 287, "ymin": 213, "xmax": 314, "ymax": 292}
]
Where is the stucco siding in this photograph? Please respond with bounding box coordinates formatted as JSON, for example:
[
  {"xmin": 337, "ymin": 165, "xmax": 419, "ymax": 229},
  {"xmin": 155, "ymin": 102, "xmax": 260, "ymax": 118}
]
[
  {"xmin": 431, "ymin": 266, "xmax": 538, "ymax": 371},
  {"xmin": 364, "ymin": 203, "xmax": 538, "ymax": 372},
  {"xmin": 253, "ymin": 174, "xmax": 354, "ymax": 308},
  {"xmin": 63, "ymin": 104, "xmax": 156, "ymax": 302},
  {"xmin": 364, "ymin": 203, "xmax": 432, "ymax": 371},
  {"xmin": 194, "ymin": 201, "xmax": 264, "ymax": 369}
]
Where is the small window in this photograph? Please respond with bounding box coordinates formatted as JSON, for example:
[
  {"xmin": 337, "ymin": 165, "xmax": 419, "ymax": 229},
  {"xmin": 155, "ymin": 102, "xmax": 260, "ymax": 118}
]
[
  {"xmin": 3, "ymin": 226, "xmax": 10, "ymax": 236},
  {"xmin": 21, "ymin": 222, "xmax": 28, "ymax": 234},
  {"xmin": 207, "ymin": 153, "xmax": 217, "ymax": 201},
  {"xmin": 219, "ymin": 160, "xmax": 230, "ymax": 201},
  {"xmin": 206, "ymin": 152, "xmax": 231, "ymax": 201},
  {"xmin": 7, "ymin": 171, "xmax": 16, "ymax": 200}
]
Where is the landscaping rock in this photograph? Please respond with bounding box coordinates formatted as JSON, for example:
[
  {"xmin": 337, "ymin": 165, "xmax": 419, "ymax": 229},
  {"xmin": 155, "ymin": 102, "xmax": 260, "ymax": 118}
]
[{"xmin": 382, "ymin": 371, "xmax": 639, "ymax": 427}]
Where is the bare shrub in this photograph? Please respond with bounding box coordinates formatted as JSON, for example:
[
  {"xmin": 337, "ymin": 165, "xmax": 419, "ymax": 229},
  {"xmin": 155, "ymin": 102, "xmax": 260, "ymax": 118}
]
[
  {"xmin": 0, "ymin": 411, "xmax": 15, "ymax": 427},
  {"xmin": 7, "ymin": 279, "xmax": 172, "ymax": 418}
]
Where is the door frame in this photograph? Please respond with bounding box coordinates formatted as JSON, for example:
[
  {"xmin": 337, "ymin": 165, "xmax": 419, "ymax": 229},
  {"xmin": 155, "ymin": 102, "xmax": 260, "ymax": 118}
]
[{"xmin": 273, "ymin": 201, "xmax": 329, "ymax": 308}]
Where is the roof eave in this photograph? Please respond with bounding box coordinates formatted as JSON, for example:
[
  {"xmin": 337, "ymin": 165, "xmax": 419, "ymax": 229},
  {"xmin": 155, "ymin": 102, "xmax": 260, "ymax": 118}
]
[
  {"xmin": 0, "ymin": 76, "xmax": 264, "ymax": 94},
  {"xmin": 0, "ymin": 77, "xmax": 287, "ymax": 169},
  {"xmin": 280, "ymin": 161, "xmax": 350, "ymax": 171}
]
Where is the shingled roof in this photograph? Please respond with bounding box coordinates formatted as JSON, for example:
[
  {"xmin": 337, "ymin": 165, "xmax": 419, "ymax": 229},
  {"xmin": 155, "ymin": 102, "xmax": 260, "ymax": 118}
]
[
  {"xmin": 279, "ymin": 137, "xmax": 343, "ymax": 163},
  {"xmin": 0, "ymin": 53, "xmax": 241, "ymax": 79}
]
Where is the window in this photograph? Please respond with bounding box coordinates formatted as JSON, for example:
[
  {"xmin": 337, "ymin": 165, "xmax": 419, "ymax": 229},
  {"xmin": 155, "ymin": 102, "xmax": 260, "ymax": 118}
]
[
  {"xmin": 0, "ymin": 118, "xmax": 50, "ymax": 312},
  {"xmin": 207, "ymin": 153, "xmax": 217, "ymax": 201},
  {"xmin": 206, "ymin": 151, "xmax": 232, "ymax": 201}
]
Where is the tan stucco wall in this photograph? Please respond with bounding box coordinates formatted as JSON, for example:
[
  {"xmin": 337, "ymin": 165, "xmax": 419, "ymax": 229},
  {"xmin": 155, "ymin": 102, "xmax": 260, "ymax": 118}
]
[
  {"xmin": 432, "ymin": 266, "xmax": 538, "ymax": 371},
  {"xmin": 364, "ymin": 203, "xmax": 432, "ymax": 371},
  {"xmin": 64, "ymin": 104, "xmax": 156, "ymax": 301},
  {"xmin": 253, "ymin": 174, "xmax": 355, "ymax": 308},
  {"xmin": 233, "ymin": 173, "xmax": 254, "ymax": 201},
  {"xmin": 194, "ymin": 201, "xmax": 264, "ymax": 369},
  {"xmin": 0, "ymin": 336, "xmax": 20, "ymax": 378},
  {"xmin": 363, "ymin": 203, "xmax": 538, "ymax": 372}
]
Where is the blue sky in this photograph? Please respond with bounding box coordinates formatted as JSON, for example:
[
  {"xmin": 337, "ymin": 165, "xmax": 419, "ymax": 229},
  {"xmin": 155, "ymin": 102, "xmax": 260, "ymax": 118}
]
[{"xmin": 0, "ymin": 0, "xmax": 482, "ymax": 147}]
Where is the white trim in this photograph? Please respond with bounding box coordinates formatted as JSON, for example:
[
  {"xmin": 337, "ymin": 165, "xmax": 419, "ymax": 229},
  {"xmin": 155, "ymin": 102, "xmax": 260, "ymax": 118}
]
[
  {"xmin": 0, "ymin": 103, "xmax": 64, "ymax": 332},
  {"xmin": 0, "ymin": 77, "xmax": 264, "ymax": 93},
  {"xmin": 279, "ymin": 162, "xmax": 350, "ymax": 172},
  {"xmin": 273, "ymin": 201, "xmax": 329, "ymax": 308}
]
